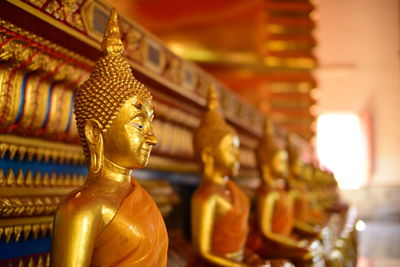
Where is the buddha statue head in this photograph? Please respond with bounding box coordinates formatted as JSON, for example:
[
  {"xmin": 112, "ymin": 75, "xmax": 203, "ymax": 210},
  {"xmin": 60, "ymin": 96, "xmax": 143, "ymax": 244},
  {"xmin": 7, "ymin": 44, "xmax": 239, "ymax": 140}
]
[
  {"xmin": 193, "ymin": 85, "xmax": 240, "ymax": 179},
  {"xmin": 74, "ymin": 9, "xmax": 156, "ymax": 173},
  {"xmin": 256, "ymin": 119, "xmax": 289, "ymax": 183}
]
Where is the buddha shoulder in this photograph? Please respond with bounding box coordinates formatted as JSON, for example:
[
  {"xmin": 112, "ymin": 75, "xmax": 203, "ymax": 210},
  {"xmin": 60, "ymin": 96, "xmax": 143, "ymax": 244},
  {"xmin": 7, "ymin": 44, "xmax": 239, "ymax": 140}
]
[
  {"xmin": 55, "ymin": 186, "xmax": 114, "ymax": 228},
  {"xmin": 194, "ymin": 182, "xmax": 226, "ymax": 199},
  {"xmin": 193, "ymin": 183, "xmax": 232, "ymax": 210}
]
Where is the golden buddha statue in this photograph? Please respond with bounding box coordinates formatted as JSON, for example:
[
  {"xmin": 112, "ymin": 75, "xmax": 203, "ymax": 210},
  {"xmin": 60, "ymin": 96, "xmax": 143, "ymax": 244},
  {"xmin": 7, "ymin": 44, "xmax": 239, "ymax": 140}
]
[
  {"xmin": 51, "ymin": 9, "xmax": 168, "ymax": 267},
  {"xmin": 286, "ymin": 135, "xmax": 322, "ymax": 236},
  {"xmin": 247, "ymin": 120, "xmax": 314, "ymax": 265},
  {"xmin": 189, "ymin": 86, "xmax": 276, "ymax": 267},
  {"xmin": 301, "ymin": 165, "xmax": 327, "ymax": 224},
  {"xmin": 314, "ymin": 168, "xmax": 347, "ymax": 214}
]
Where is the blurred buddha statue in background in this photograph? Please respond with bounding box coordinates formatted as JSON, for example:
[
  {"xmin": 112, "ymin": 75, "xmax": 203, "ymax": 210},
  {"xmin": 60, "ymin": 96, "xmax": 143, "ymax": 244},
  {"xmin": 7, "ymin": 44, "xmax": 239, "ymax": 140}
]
[
  {"xmin": 51, "ymin": 9, "xmax": 168, "ymax": 267},
  {"xmin": 314, "ymin": 168, "xmax": 348, "ymax": 214},
  {"xmin": 287, "ymin": 135, "xmax": 324, "ymax": 236},
  {"xmin": 189, "ymin": 85, "xmax": 275, "ymax": 267},
  {"xmin": 301, "ymin": 164, "xmax": 328, "ymax": 225},
  {"xmin": 247, "ymin": 120, "xmax": 322, "ymax": 266}
]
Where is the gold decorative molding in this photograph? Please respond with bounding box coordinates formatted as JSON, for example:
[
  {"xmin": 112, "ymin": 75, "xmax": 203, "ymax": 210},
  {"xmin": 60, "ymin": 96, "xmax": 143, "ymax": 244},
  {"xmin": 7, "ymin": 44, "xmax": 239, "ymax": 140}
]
[
  {"xmin": 0, "ymin": 135, "xmax": 84, "ymax": 164},
  {"xmin": 0, "ymin": 18, "xmax": 93, "ymax": 71},
  {"xmin": 0, "ymin": 216, "xmax": 53, "ymax": 243},
  {"xmin": 2, "ymin": 252, "xmax": 50, "ymax": 267},
  {"xmin": 0, "ymin": 168, "xmax": 85, "ymax": 189},
  {"xmin": 0, "ymin": 168, "xmax": 84, "ymax": 219},
  {"xmin": 8, "ymin": 0, "xmax": 98, "ymax": 49},
  {"xmin": 0, "ymin": 194, "xmax": 62, "ymax": 218},
  {"xmin": 0, "ymin": 18, "xmax": 91, "ymax": 142}
]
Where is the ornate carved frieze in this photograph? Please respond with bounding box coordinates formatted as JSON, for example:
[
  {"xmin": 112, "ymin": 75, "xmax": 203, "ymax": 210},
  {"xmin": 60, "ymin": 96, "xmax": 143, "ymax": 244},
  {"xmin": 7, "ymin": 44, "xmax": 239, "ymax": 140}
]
[
  {"xmin": 0, "ymin": 216, "xmax": 53, "ymax": 243},
  {"xmin": 0, "ymin": 135, "xmax": 84, "ymax": 164},
  {"xmin": 22, "ymin": 0, "xmax": 85, "ymax": 32},
  {"xmin": 0, "ymin": 19, "xmax": 91, "ymax": 143},
  {"xmin": 2, "ymin": 253, "xmax": 50, "ymax": 267}
]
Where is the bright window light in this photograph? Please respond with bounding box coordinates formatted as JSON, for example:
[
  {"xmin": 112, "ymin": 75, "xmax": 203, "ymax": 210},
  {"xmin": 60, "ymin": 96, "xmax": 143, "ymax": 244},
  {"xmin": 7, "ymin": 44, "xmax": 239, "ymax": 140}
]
[{"xmin": 316, "ymin": 113, "xmax": 368, "ymax": 190}]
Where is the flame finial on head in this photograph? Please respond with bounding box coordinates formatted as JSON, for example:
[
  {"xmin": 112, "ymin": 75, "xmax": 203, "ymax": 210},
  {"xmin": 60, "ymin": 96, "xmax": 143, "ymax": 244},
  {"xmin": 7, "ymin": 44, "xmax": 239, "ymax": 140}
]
[
  {"xmin": 287, "ymin": 133, "xmax": 301, "ymax": 165},
  {"xmin": 207, "ymin": 84, "xmax": 220, "ymax": 111},
  {"xmin": 264, "ymin": 119, "xmax": 276, "ymax": 136},
  {"xmin": 257, "ymin": 118, "xmax": 280, "ymax": 166},
  {"xmin": 101, "ymin": 8, "xmax": 124, "ymax": 56}
]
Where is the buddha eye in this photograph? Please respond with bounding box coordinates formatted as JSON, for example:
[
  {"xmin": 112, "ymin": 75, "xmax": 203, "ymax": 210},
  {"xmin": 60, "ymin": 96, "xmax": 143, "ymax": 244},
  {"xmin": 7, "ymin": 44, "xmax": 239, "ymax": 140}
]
[{"xmin": 130, "ymin": 122, "xmax": 144, "ymax": 130}]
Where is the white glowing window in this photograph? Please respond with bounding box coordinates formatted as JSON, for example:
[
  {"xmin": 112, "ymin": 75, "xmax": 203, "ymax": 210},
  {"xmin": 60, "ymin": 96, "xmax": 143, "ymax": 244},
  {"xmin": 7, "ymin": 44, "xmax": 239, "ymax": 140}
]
[{"xmin": 316, "ymin": 113, "xmax": 368, "ymax": 189}]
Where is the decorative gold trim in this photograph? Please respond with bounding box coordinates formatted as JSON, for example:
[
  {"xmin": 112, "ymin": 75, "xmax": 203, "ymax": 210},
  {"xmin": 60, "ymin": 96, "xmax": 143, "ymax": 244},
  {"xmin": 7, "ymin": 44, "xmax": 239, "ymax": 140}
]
[
  {"xmin": 0, "ymin": 19, "xmax": 90, "ymax": 142},
  {"xmin": 0, "ymin": 134, "xmax": 84, "ymax": 164},
  {"xmin": 12, "ymin": 253, "xmax": 50, "ymax": 267},
  {"xmin": 0, "ymin": 186, "xmax": 77, "ymax": 197},
  {"xmin": 6, "ymin": 0, "xmax": 100, "ymax": 49},
  {"xmin": 0, "ymin": 216, "xmax": 53, "ymax": 242},
  {"xmin": 0, "ymin": 18, "xmax": 94, "ymax": 68},
  {"xmin": 0, "ymin": 215, "xmax": 53, "ymax": 227},
  {"xmin": 0, "ymin": 194, "xmax": 62, "ymax": 218}
]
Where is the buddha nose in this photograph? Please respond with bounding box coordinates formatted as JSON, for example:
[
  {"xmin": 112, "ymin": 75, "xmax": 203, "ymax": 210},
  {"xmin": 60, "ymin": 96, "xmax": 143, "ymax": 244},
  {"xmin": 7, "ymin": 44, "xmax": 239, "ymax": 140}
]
[{"xmin": 146, "ymin": 130, "xmax": 158, "ymax": 146}]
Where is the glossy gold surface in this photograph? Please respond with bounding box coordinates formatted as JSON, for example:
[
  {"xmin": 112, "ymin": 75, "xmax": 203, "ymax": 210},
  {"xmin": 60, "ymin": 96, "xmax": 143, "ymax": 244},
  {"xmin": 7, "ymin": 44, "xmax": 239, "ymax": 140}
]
[
  {"xmin": 190, "ymin": 86, "xmax": 269, "ymax": 267},
  {"xmin": 51, "ymin": 9, "xmax": 168, "ymax": 267}
]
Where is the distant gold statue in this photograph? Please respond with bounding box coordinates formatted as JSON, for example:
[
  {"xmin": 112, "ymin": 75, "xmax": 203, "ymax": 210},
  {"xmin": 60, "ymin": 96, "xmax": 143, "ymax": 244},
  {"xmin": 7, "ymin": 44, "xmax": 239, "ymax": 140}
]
[
  {"xmin": 302, "ymin": 165, "xmax": 329, "ymax": 222},
  {"xmin": 286, "ymin": 135, "xmax": 322, "ymax": 236},
  {"xmin": 51, "ymin": 9, "xmax": 168, "ymax": 267},
  {"xmin": 247, "ymin": 121, "xmax": 321, "ymax": 266},
  {"xmin": 189, "ymin": 86, "xmax": 281, "ymax": 267}
]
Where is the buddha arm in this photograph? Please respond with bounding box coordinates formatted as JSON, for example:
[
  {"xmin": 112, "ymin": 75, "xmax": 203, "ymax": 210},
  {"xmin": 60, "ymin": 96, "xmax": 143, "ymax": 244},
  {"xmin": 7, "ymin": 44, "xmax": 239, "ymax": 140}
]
[
  {"xmin": 294, "ymin": 221, "xmax": 320, "ymax": 236},
  {"xmin": 259, "ymin": 193, "xmax": 303, "ymax": 249},
  {"xmin": 192, "ymin": 196, "xmax": 249, "ymax": 267},
  {"xmin": 51, "ymin": 197, "xmax": 102, "ymax": 267},
  {"xmin": 290, "ymin": 191, "xmax": 320, "ymax": 236}
]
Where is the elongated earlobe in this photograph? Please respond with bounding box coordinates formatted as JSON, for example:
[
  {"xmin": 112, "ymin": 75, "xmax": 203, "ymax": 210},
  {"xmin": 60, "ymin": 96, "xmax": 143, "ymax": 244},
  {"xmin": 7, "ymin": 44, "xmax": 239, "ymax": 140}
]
[
  {"xmin": 201, "ymin": 147, "xmax": 214, "ymax": 179},
  {"xmin": 85, "ymin": 119, "xmax": 104, "ymax": 174}
]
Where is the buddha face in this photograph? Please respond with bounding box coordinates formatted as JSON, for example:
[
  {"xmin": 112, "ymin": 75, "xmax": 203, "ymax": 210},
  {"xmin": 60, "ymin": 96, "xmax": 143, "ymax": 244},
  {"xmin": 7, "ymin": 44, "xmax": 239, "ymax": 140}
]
[
  {"xmin": 102, "ymin": 95, "xmax": 157, "ymax": 169},
  {"xmin": 271, "ymin": 150, "xmax": 289, "ymax": 178},
  {"xmin": 291, "ymin": 157, "xmax": 303, "ymax": 179},
  {"xmin": 213, "ymin": 133, "xmax": 240, "ymax": 177}
]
